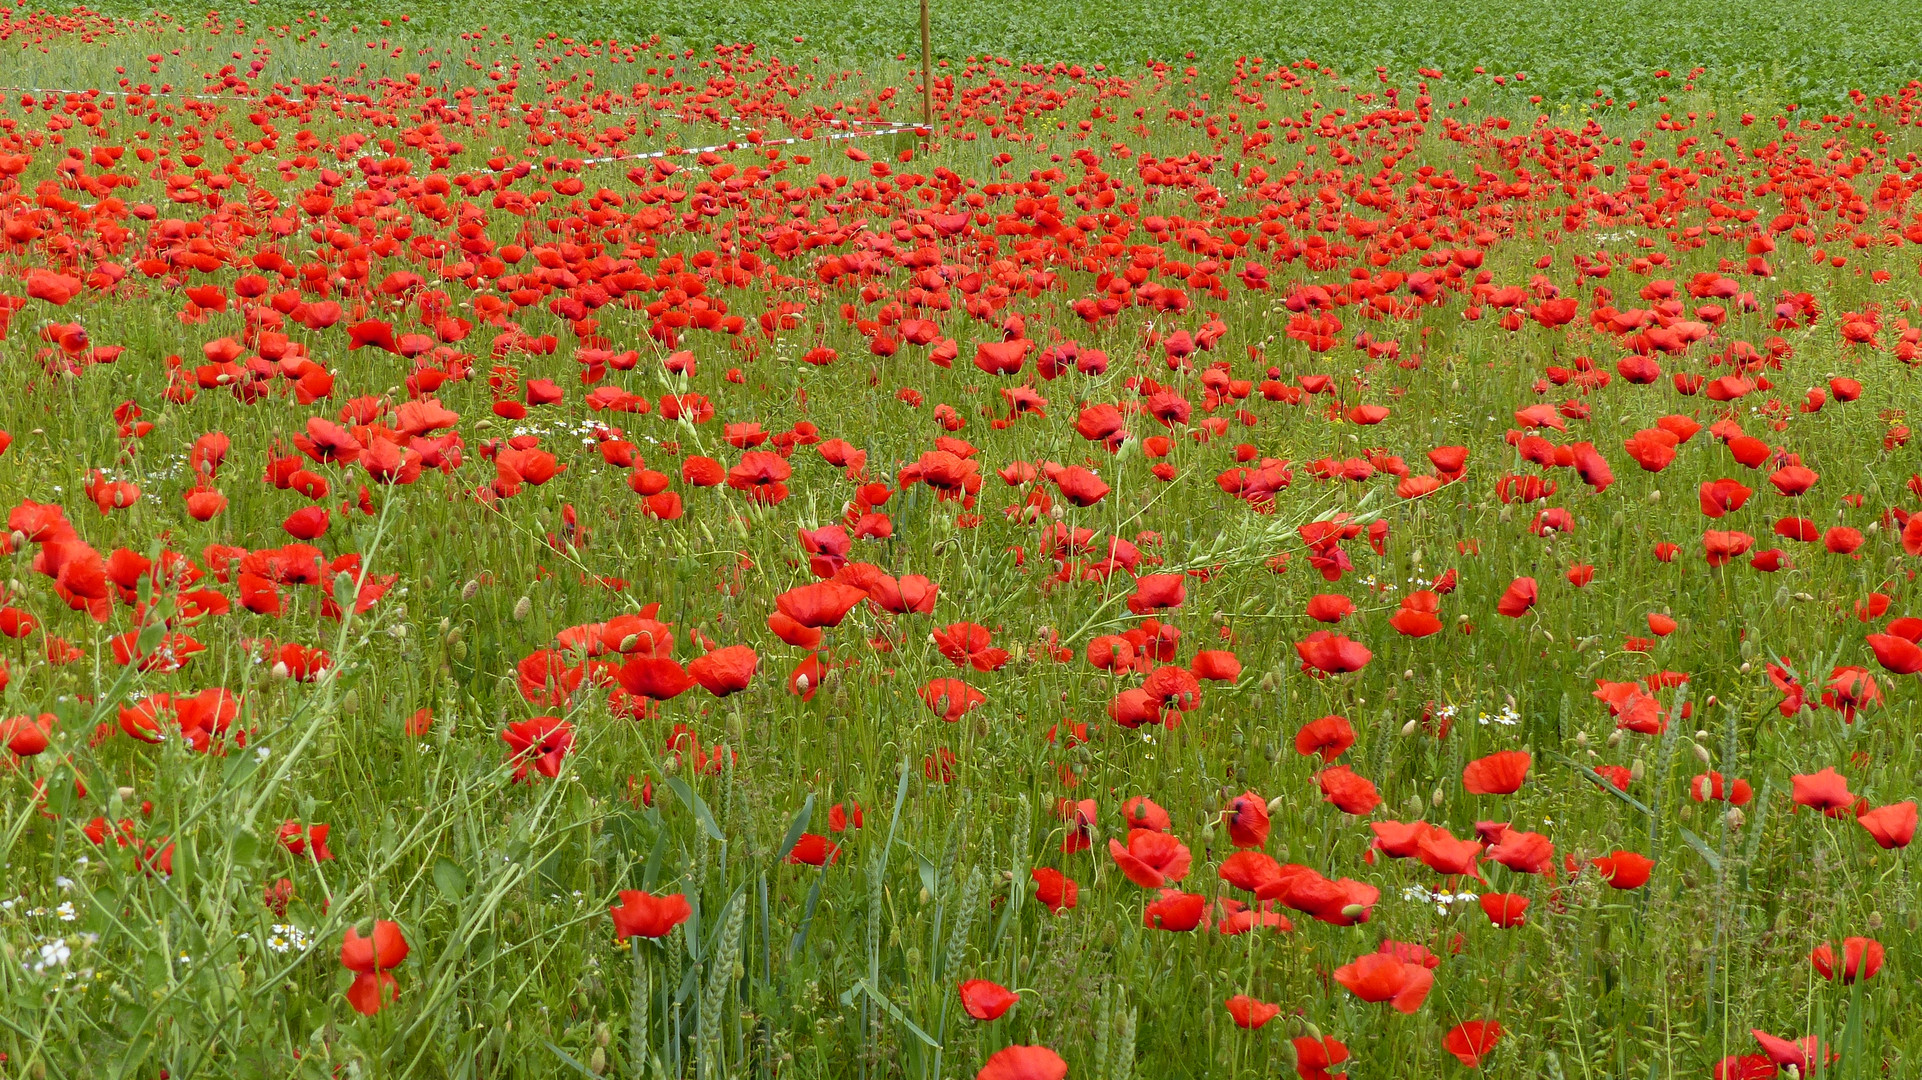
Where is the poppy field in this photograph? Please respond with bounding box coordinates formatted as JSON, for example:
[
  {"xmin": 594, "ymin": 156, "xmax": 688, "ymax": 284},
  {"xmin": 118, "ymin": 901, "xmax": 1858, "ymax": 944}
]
[{"xmin": 3, "ymin": 5, "xmax": 1922, "ymax": 1079}]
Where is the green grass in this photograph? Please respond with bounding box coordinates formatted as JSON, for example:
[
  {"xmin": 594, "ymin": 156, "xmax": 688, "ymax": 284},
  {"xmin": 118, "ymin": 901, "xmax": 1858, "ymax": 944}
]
[{"xmin": 77, "ymin": 0, "xmax": 1922, "ymax": 110}]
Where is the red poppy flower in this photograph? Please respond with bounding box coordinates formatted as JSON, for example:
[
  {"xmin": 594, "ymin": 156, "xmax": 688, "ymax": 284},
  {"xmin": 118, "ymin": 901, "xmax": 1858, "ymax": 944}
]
[
  {"xmin": 1690, "ymin": 772, "xmax": 1753, "ymax": 805},
  {"xmin": 1811, "ymin": 937, "xmax": 1883, "ymax": 983},
  {"xmin": 1223, "ymin": 994, "xmax": 1280, "ymax": 1029},
  {"xmin": 775, "ymin": 581, "xmax": 868, "ymax": 628},
  {"xmin": 786, "ymin": 833, "xmax": 840, "ymax": 866},
  {"xmin": 975, "ymin": 1045, "xmax": 1066, "ymax": 1080},
  {"xmin": 1495, "ymin": 577, "xmax": 1537, "ymax": 617},
  {"xmin": 933, "ymin": 622, "xmax": 1011, "ymax": 671},
  {"xmin": 1109, "ymin": 829, "xmax": 1192, "ymax": 888},
  {"xmin": 1332, "ymin": 951, "xmax": 1433, "ymax": 1013},
  {"xmin": 1443, "ymin": 1020, "xmax": 1504, "ymax": 1067},
  {"xmin": 1296, "ymin": 631, "xmax": 1372, "ymax": 674},
  {"xmin": 1293, "ymin": 1036, "xmax": 1351, "ymax": 1080},
  {"xmin": 608, "ymin": 889, "xmax": 692, "ymax": 941},
  {"xmin": 500, "ymin": 716, "xmax": 574, "ymax": 782},
  {"xmin": 1790, "ymin": 767, "xmax": 1854, "ymax": 814},
  {"xmin": 1858, "ymin": 801, "xmax": 1916, "ymax": 848},
  {"xmin": 919, "ymin": 677, "xmax": 986, "ymax": 721},
  {"xmin": 1479, "ymin": 893, "xmax": 1529, "ymax": 928},
  {"xmin": 958, "ymin": 979, "xmax": 1020, "ymax": 1020},
  {"xmin": 1317, "ymin": 765, "xmax": 1381, "ymax": 815},
  {"xmin": 1295, "ymin": 715, "xmax": 1356, "ymax": 761},
  {"xmin": 1750, "ymin": 1031, "xmax": 1832, "ymax": 1074},
  {"xmin": 340, "ymin": 920, "xmax": 409, "ymax": 1015},
  {"xmin": 1220, "ymin": 791, "xmax": 1270, "ymax": 848},
  {"xmin": 1591, "ymin": 850, "xmax": 1654, "ymax": 889},
  {"xmin": 688, "ymin": 645, "xmax": 758, "ymax": 696},
  {"xmin": 1142, "ymin": 888, "xmax": 1206, "ymax": 931},
  {"xmin": 1462, "ymin": 750, "xmax": 1531, "ymax": 795},
  {"xmin": 1030, "ymin": 867, "xmax": 1078, "ymax": 913}
]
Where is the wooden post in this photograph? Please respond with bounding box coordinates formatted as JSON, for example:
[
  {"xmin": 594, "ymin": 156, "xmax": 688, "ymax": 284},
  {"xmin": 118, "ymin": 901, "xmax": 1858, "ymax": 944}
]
[{"xmin": 918, "ymin": 0, "xmax": 934, "ymax": 134}]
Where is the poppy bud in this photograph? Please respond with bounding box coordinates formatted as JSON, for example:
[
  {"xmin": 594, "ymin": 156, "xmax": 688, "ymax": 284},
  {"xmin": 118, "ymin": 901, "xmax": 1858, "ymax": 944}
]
[
  {"xmin": 1647, "ymin": 489, "xmax": 1661, "ymax": 503},
  {"xmin": 462, "ymin": 579, "xmax": 480, "ymax": 600},
  {"xmin": 513, "ymin": 595, "xmax": 533, "ymax": 621},
  {"xmin": 1726, "ymin": 807, "xmax": 1745, "ymax": 829},
  {"xmin": 1401, "ymin": 719, "xmax": 1419, "ymax": 737},
  {"xmin": 1575, "ymin": 731, "xmax": 1589, "ymax": 748},
  {"xmin": 1339, "ymin": 903, "xmax": 1366, "ymax": 919},
  {"xmin": 1265, "ymin": 794, "xmax": 1287, "ymax": 815},
  {"xmin": 1693, "ymin": 743, "xmax": 1712, "ymax": 765},
  {"xmin": 1430, "ymin": 787, "xmax": 1444, "ymax": 807},
  {"xmin": 1630, "ymin": 759, "xmax": 1646, "ymax": 782},
  {"xmin": 271, "ymin": 661, "xmax": 291, "ymax": 679},
  {"xmin": 1606, "ymin": 730, "xmax": 1624, "ymax": 748}
]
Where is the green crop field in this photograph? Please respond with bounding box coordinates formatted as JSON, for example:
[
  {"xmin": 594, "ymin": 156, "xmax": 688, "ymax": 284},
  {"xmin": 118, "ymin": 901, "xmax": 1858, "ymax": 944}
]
[{"xmin": 0, "ymin": 3, "xmax": 1919, "ymax": 1078}]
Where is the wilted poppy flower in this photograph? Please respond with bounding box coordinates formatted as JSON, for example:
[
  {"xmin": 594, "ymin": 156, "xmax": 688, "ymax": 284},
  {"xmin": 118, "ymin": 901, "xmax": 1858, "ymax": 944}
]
[
  {"xmin": 1443, "ymin": 1020, "xmax": 1504, "ymax": 1067},
  {"xmin": 1810, "ymin": 937, "xmax": 1883, "ymax": 983},
  {"xmin": 975, "ymin": 1045, "xmax": 1067, "ymax": 1080},
  {"xmin": 958, "ymin": 979, "xmax": 1020, "ymax": 1020},
  {"xmin": 609, "ymin": 889, "xmax": 692, "ymax": 941},
  {"xmin": 1223, "ymin": 994, "xmax": 1280, "ymax": 1029}
]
